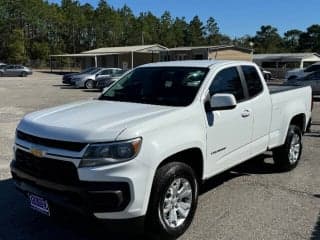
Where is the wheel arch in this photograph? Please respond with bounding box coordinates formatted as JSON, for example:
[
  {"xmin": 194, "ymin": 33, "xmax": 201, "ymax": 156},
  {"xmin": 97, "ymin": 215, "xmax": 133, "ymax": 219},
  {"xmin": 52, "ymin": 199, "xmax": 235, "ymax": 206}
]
[
  {"xmin": 289, "ymin": 113, "xmax": 306, "ymax": 133},
  {"xmin": 156, "ymin": 148, "xmax": 204, "ymax": 183}
]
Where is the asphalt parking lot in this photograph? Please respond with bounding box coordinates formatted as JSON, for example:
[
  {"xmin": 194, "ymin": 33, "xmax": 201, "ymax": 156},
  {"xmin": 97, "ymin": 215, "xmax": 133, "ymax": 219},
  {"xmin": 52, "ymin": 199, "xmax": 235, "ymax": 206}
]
[{"xmin": 0, "ymin": 71, "xmax": 320, "ymax": 240}]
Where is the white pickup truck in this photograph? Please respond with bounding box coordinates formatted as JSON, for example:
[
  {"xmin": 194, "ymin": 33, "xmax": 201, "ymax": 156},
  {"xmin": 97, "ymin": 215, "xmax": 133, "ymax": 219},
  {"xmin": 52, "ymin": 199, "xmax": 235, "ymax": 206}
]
[{"xmin": 11, "ymin": 60, "xmax": 312, "ymax": 238}]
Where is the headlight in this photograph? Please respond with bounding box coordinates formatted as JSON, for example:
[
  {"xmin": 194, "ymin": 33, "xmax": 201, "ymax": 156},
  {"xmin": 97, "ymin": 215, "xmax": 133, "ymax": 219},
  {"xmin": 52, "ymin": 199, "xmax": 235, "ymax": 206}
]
[{"xmin": 79, "ymin": 137, "xmax": 142, "ymax": 167}]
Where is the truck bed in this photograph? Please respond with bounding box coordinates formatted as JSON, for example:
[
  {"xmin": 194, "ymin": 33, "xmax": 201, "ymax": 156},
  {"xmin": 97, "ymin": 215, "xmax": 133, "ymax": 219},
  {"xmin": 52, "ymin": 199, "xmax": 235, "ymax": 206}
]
[{"xmin": 268, "ymin": 84, "xmax": 306, "ymax": 94}]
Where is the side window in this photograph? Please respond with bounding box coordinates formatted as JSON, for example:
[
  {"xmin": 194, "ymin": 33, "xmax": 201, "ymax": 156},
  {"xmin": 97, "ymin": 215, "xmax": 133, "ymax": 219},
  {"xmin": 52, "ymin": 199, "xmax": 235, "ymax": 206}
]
[
  {"xmin": 209, "ymin": 67, "xmax": 245, "ymax": 101},
  {"xmin": 305, "ymin": 65, "xmax": 320, "ymax": 72},
  {"xmin": 242, "ymin": 66, "xmax": 263, "ymax": 97},
  {"xmin": 101, "ymin": 70, "xmax": 112, "ymax": 75},
  {"xmin": 310, "ymin": 72, "xmax": 320, "ymax": 80}
]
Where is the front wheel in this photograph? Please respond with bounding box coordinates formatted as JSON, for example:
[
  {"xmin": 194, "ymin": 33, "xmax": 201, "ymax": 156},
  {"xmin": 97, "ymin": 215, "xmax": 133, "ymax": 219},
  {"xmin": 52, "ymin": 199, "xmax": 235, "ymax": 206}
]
[
  {"xmin": 273, "ymin": 125, "xmax": 302, "ymax": 171},
  {"xmin": 21, "ymin": 71, "xmax": 27, "ymax": 77},
  {"xmin": 84, "ymin": 79, "xmax": 94, "ymax": 89},
  {"xmin": 146, "ymin": 162, "xmax": 198, "ymax": 239}
]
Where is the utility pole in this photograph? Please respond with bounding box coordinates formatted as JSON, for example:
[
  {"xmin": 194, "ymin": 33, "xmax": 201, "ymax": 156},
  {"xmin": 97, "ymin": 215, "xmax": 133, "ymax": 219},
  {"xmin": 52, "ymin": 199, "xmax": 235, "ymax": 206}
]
[{"xmin": 141, "ymin": 31, "xmax": 144, "ymax": 45}]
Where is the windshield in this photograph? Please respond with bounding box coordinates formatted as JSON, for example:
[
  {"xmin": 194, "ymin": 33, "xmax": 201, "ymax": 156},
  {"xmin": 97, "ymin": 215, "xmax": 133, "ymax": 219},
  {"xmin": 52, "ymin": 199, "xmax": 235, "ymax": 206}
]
[
  {"xmin": 99, "ymin": 67, "xmax": 208, "ymax": 106},
  {"xmin": 89, "ymin": 68, "xmax": 102, "ymax": 74},
  {"xmin": 113, "ymin": 70, "xmax": 128, "ymax": 77},
  {"xmin": 80, "ymin": 67, "xmax": 96, "ymax": 74}
]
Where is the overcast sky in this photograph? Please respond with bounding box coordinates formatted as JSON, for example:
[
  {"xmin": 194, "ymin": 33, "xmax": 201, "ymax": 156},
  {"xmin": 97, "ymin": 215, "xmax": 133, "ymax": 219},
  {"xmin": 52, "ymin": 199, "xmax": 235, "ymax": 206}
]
[{"xmin": 50, "ymin": 0, "xmax": 320, "ymax": 37}]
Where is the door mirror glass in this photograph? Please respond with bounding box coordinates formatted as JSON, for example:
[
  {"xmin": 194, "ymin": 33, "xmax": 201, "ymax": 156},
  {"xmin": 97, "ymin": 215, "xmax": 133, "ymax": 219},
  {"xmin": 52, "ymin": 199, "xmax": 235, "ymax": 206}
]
[{"xmin": 208, "ymin": 93, "xmax": 237, "ymax": 111}]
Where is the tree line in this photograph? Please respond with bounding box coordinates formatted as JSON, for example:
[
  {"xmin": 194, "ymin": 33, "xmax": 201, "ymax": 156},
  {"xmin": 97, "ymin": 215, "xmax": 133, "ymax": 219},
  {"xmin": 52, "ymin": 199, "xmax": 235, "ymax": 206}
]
[{"xmin": 0, "ymin": 0, "xmax": 319, "ymax": 65}]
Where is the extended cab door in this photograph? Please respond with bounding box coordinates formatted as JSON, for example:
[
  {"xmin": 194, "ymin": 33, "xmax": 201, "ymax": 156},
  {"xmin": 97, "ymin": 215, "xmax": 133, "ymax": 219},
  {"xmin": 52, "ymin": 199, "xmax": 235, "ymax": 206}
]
[
  {"xmin": 240, "ymin": 65, "xmax": 272, "ymax": 154},
  {"xmin": 205, "ymin": 66, "xmax": 253, "ymax": 176}
]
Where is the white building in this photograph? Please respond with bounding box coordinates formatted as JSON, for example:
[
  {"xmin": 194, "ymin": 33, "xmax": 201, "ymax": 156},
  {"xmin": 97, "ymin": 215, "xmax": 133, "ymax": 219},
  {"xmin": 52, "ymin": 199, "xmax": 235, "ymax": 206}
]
[{"xmin": 253, "ymin": 53, "xmax": 320, "ymax": 78}]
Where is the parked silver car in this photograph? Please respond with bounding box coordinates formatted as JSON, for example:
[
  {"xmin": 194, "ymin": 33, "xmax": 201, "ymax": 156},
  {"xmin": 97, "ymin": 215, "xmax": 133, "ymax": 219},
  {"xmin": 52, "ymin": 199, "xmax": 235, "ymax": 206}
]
[
  {"xmin": 70, "ymin": 68, "xmax": 122, "ymax": 89},
  {"xmin": 284, "ymin": 71, "xmax": 320, "ymax": 95},
  {"xmin": 95, "ymin": 69, "xmax": 128, "ymax": 90},
  {"xmin": 0, "ymin": 65, "xmax": 32, "ymax": 77},
  {"xmin": 62, "ymin": 67, "xmax": 97, "ymax": 85}
]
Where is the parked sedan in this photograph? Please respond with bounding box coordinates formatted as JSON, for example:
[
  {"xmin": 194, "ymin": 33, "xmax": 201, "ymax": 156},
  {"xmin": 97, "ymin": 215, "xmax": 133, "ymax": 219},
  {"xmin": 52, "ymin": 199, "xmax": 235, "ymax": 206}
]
[
  {"xmin": 283, "ymin": 71, "xmax": 320, "ymax": 95},
  {"xmin": 95, "ymin": 69, "xmax": 128, "ymax": 90},
  {"xmin": 70, "ymin": 68, "xmax": 122, "ymax": 89},
  {"xmin": 62, "ymin": 67, "xmax": 96, "ymax": 84},
  {"xmin": 0, "ymin": 65, "xmax": 32, "ymax": 77}
]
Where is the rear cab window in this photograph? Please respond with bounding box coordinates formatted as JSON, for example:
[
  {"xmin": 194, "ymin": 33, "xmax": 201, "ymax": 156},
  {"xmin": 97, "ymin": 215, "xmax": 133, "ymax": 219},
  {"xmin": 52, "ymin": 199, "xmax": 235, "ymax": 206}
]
[
  {"xmin": 209, "ymin": 67, "xmax": 245, "ymax": 102},
  {"xmin": 241, "ymin": 66, "xmax": 263, "ymax": 98}
]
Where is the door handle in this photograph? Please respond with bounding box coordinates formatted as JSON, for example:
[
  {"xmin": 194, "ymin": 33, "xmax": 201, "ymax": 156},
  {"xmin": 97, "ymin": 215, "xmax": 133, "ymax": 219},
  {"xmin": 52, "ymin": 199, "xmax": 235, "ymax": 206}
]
[{"xmin": 241, "ymin": 109, "xmax": 251, "ymax": 118}]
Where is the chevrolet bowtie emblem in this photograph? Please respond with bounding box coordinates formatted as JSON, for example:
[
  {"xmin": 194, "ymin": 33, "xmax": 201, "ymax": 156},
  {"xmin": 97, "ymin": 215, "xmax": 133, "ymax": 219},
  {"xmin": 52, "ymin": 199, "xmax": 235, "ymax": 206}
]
[{"xmin": 30, "ymin": 148, "xmax": 45, "ymax": 158}]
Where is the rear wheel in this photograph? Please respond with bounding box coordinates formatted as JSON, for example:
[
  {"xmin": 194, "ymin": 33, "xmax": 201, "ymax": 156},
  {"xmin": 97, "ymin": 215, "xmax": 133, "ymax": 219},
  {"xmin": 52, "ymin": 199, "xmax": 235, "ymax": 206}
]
[
  {"xmin": 146, "ymin": 162, "xmax": 198, "ymax": 239},
  {"xmin": 84, "ymin": 79, "xmax": 94, "ymax": 89},
  {"xmin": 273, "ymin": 125, "xmax": 302, "ymax": 171}
]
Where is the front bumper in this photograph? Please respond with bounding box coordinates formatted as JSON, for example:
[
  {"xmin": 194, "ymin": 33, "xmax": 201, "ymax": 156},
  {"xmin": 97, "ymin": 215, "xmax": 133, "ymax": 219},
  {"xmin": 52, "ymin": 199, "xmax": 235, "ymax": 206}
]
[
  {"xmin": 11, "ymin": 160, "xmax": 131, "ymax": 215},
  {"xmin": 10, "ymin": 143, "xmax": 153, "ymax": 220},
  {"xmin": 62, "ymin": 78, "xmax": 72, "ymax": 84}
]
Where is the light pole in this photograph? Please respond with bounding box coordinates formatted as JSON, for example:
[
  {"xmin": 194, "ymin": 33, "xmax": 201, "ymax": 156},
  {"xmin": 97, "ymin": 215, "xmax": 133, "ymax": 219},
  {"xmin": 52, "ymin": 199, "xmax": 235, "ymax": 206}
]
[{"xmin": 249, "ymin": 41, "xmax": 254, "ymax": 61}]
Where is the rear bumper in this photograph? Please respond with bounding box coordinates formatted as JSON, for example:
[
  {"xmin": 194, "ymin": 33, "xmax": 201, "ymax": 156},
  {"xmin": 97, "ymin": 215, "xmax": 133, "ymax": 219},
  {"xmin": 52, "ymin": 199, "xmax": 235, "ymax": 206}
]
[{"xmin": 11, "ymin": 160, "xmax": 131, "ymax": 216}]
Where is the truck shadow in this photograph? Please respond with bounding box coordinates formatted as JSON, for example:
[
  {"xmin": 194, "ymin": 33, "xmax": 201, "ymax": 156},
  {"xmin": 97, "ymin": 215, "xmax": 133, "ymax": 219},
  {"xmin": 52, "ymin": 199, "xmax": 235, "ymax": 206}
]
[
  {"xmin": 201, "ymin": 153, "xmax": 278, "ymax": 194},
  {"xmin": 310, "ymin": 210, "xmax": 320, "ymax": 240},
  {"xmin": 0, "ymin": 178, "xmax": 151, "ymax": 240}
]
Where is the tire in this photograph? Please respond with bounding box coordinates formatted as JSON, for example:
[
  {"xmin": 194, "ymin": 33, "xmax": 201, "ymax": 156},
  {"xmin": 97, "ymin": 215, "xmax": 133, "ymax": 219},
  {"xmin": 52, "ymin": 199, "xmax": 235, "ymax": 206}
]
[
  {"xmin": 21, "ymin": 72, "xmax": 27, "ymax": 77},
  {"xmin": 84, "ymin": 79, "xmax": 94, "ymax": 89},
  {"xmin": 273, "ymin": 125, "xmax": 302, "ymax": 171},
  {"xmin": 0, "ymin": 72, "xmax": 3, "ymax": 77},
  {"xmin": 146, "ymin": 162, "xmax": 199, "ymax": 239}
]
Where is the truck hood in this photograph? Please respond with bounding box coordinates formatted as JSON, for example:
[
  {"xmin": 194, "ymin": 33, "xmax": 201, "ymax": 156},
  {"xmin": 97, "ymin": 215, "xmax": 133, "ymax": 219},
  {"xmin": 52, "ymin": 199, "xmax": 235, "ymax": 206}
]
[{"xmin": 18, "ymin": 100, "xmax": 177, "ymax": 142}]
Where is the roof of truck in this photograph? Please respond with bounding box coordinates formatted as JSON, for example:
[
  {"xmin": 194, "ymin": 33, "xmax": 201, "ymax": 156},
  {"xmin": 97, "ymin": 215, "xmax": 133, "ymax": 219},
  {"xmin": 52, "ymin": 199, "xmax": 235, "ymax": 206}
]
[{"xmin": 140, "ymin": 60, "xmax": 254, "ymax": 68}]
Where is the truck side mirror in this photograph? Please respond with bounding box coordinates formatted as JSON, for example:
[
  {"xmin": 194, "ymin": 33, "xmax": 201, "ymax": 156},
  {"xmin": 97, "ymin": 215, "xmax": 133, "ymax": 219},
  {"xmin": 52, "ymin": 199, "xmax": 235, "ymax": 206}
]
[{"xmin": 206, "ymin": 93, "xmax": 237, "ymax": 111}]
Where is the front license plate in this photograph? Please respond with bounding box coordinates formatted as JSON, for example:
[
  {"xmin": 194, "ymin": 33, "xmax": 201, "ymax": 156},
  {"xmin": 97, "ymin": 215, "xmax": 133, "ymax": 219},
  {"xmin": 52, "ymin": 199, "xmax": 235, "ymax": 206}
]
[{"xmin": 28, "ymin": 194, "xmax": 50, "ymax": 216}]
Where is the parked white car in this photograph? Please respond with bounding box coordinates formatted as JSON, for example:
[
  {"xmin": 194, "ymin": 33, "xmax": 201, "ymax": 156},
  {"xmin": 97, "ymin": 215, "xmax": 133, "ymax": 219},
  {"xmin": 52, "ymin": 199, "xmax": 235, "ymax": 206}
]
[
  {"xmin": 285, "ymin": 62, "xmax": 320, "ymax": 80},
  {"xmin": 260, "ymin": 67, "xmax": 272, "ymax": 80},
  {"xmin": 11, "ymin": 60, "xmax": 312, "ymax": 238}
]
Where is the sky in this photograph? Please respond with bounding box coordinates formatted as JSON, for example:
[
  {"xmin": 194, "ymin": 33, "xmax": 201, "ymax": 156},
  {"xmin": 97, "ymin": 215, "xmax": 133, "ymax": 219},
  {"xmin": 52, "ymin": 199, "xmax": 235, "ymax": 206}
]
[{"xmin": 50, "ymin": 0, "xmax": 320, "ymax": 38}]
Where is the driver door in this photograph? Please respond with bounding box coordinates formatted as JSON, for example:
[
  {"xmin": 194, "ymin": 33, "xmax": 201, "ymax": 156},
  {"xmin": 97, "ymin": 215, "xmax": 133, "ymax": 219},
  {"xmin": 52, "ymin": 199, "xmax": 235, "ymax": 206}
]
[{"xmin": 205, "ymin": 66, "xmax": 253, "ymax": 177}]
